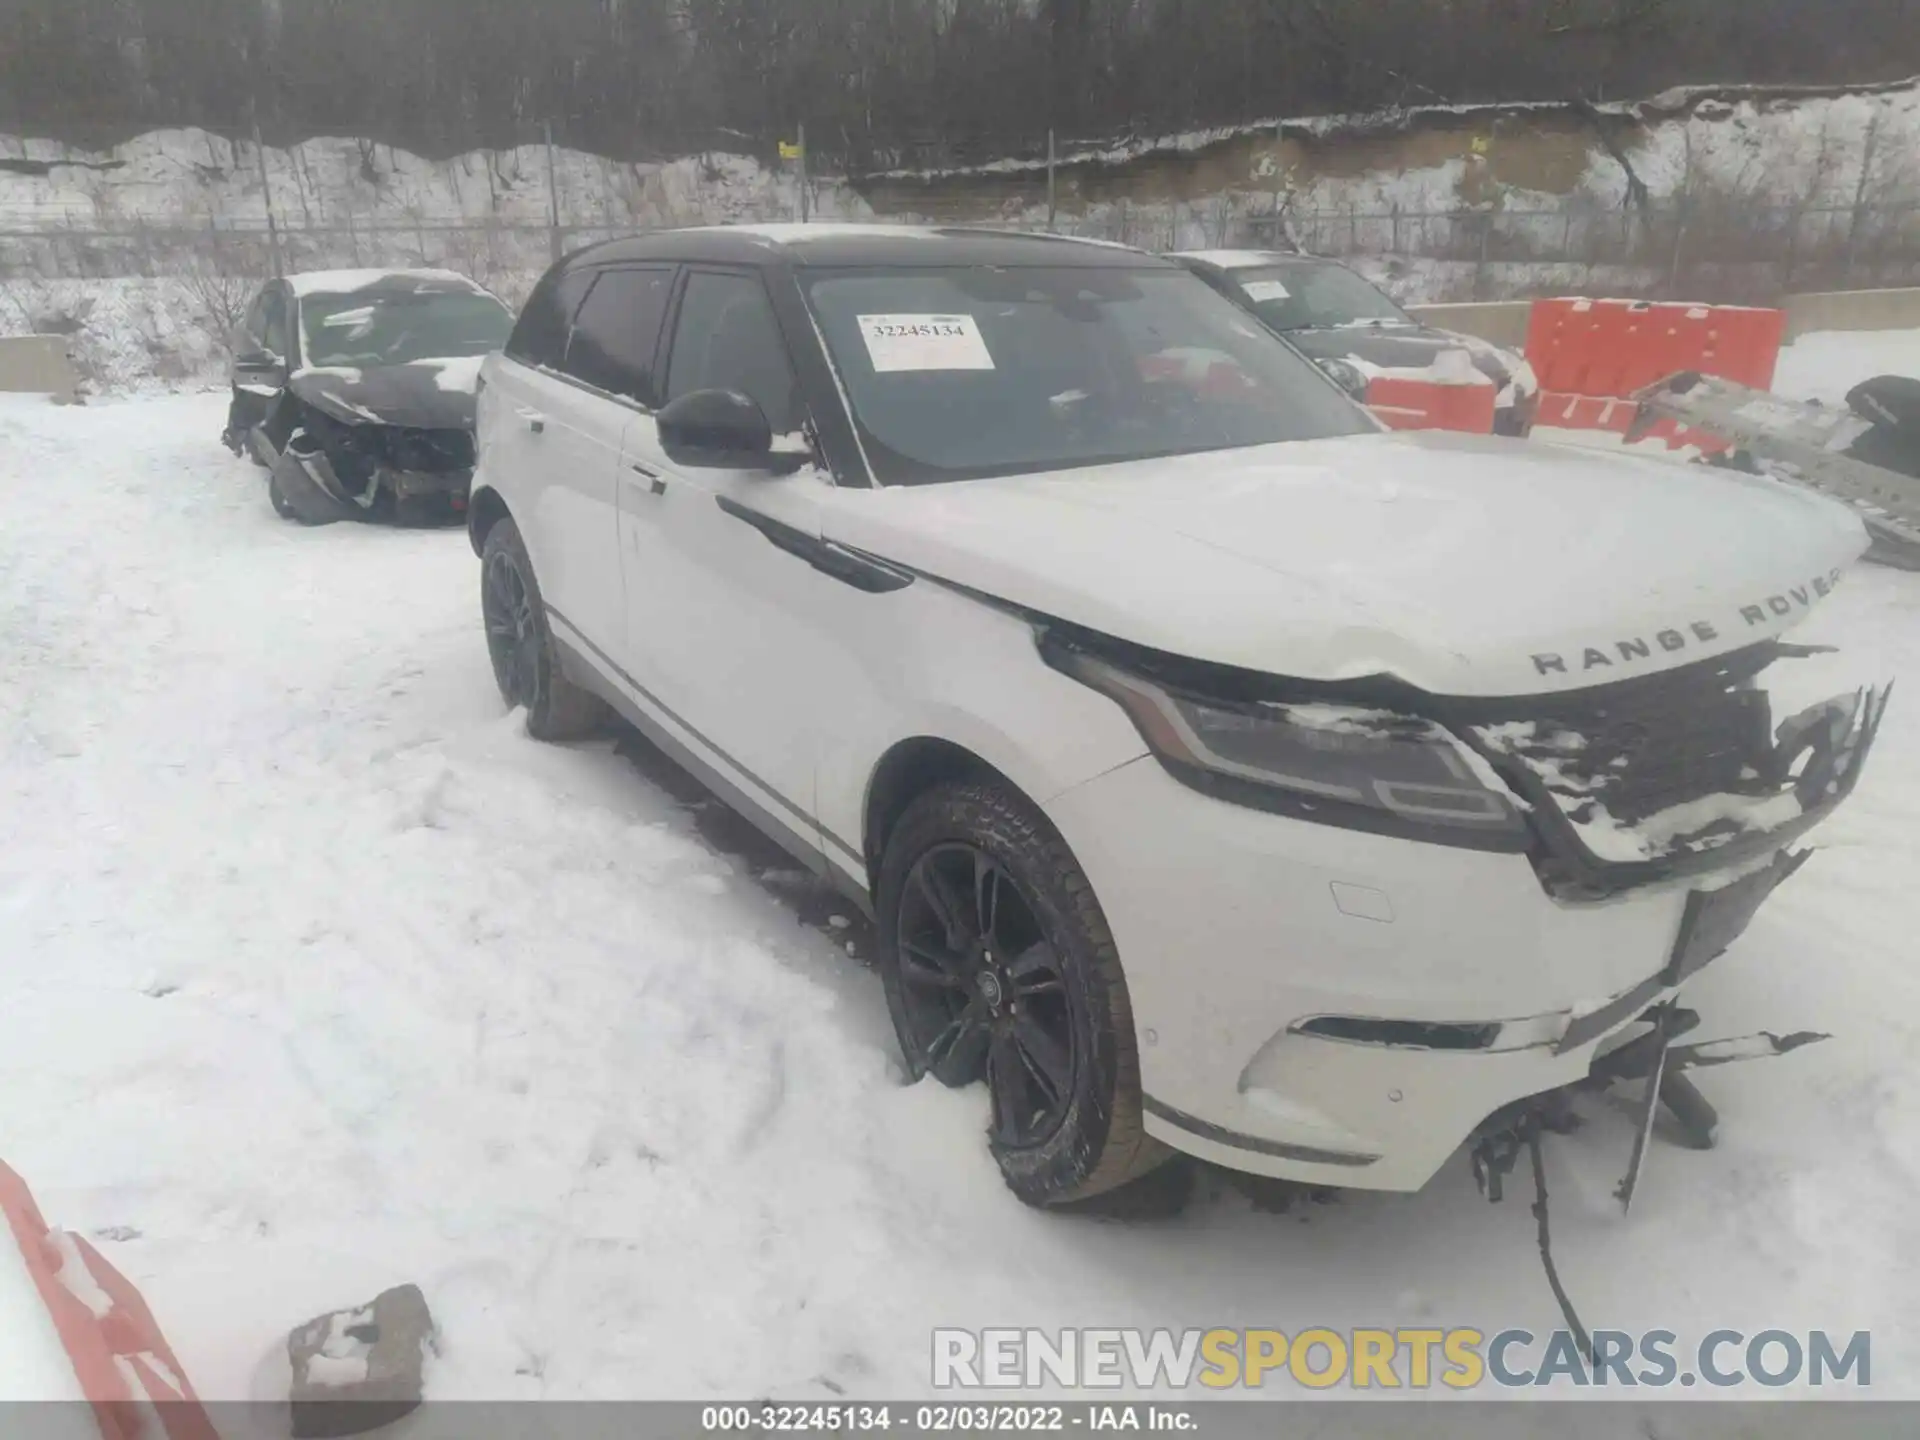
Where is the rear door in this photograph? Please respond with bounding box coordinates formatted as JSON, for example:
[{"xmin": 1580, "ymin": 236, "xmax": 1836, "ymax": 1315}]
[{"xmin": 485, "ymin": 263, "xmax": 672, "ymax": 666}]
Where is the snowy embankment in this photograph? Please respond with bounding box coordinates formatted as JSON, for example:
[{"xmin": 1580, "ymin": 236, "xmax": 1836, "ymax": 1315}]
[
  {"xmin": 0, "ymin": 395, "xmax": 1917, "ymax": 1418},
  {"xmin": 6, "ymin": 80, "xmax": 1920, "ymax": 388}
]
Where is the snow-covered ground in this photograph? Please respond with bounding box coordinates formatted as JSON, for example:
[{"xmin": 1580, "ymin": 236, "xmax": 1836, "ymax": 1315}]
[
  {"xmin": 1775, "ymin": 327, "xmax": 1920, "ymax": 407},
  {"xmin": 2, "ymin": 370, "xmax": 1918, "ymax": 1424}
]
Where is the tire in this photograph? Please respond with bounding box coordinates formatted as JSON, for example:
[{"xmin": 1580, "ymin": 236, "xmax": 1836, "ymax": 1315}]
[
  {"xmin": 480, "ymin": 518, "xmax": 608, "ymax": 742},
  {"xmin": 266, "ymin": 447, "xmax": 351, "ymax": 526},
  {"xmin": 266, "ymin": 459, "xmax": 300, "ymax": 520},
  {"xmin": 875, "ymin": 778, "xmax": 1170, "ymax": 1208}
]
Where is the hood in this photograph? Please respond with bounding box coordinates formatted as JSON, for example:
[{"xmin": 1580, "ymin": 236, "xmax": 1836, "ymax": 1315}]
[
  {"xmin": 288, "ymin": 356, "xmax": 485, "ymax": 430},
  {"xmin": 1286, "ymin": 324, "xmax": 1535, "ymax": 401},
  {"xmin": 821, "ymin": 430, "xmax": 1871, "ymax": 699}
]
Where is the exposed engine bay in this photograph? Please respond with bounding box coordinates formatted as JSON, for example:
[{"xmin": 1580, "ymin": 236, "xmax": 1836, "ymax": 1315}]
[{"xmin": 227, "ymin": 379, "xmax": 479, "ymax": 526}]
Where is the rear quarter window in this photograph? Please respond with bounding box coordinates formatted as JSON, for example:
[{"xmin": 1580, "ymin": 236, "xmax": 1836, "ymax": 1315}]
[
  {"xmin": 561, "ymin": 266, "xmax": 677, "ymax": 406},
  {"xmin": 505, "ymin": 266, "xmax": 594, "ymax": 371}
]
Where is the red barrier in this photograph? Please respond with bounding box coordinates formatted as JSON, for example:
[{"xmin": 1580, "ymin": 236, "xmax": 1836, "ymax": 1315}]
[
  {"xmin": 1, "ymin": 1161, "xmax": 218, "ymax": 1440},
  {"xmin": 1523, "ymin": 298, "xmax": 1786, "ymax": 452},
  {"xmin": 1365, "ymin": 375, "xmax": 1497, "ymax": 434}
]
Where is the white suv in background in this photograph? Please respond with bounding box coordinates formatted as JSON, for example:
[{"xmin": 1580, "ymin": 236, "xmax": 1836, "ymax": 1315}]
[{"xmin": 467, "ymin": 224, "xmax": 1887, "ymax": 1210}]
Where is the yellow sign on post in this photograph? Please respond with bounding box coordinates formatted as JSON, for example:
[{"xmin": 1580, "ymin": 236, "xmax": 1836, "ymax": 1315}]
[{"xmin": 779, "ymin": 140, "xmax": 804, "ymax": 160}]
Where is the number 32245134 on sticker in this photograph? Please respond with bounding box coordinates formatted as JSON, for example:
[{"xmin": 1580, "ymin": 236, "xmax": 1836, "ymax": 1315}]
[{"xmin": 857, "ymin": 313, "xmax": 997, "ymax": 373}]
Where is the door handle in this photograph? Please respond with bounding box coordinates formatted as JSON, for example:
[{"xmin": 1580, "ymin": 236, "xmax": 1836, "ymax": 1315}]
[
  {"xmin": 630, "ymin": 463, "xmax": 666, "ymax": 496},
  {"xmin": 518, "ymin": 408, "xmax": 546, "ymax": 434}
]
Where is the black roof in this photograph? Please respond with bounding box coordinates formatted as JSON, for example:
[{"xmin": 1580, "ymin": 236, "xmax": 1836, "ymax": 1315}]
[{"xmin": 560, "ymin": 224, "xmax": 1178, "ymax": 272}]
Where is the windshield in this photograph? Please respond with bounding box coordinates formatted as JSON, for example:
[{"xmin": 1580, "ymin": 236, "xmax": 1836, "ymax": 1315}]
[
  {"xmin": 1223, "ymin": 262, "xmax": 1412, "ymax": 332},
  {"xmin": 799, "ymin": 265, "xmax": 1374, "ymax": 485},
  {"xmin": 300, "ymin": 290, "xmax": 514, "ymax": 368}
]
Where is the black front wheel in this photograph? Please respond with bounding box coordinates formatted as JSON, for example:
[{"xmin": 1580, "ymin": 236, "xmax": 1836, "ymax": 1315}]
[
  {"xmin": 480, "ymin": 519, "xmax": 609, "ymax": 741},
  {"xmin": 265, "ymin": 458, "xmax": 299, "ymax": 520},
  {"xmin": 876, "ymin": 779, "xmax": 1171, "ymax": 1208}
]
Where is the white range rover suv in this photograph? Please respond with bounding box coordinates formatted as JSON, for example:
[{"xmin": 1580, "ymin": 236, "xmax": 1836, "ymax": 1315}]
[{"xmin": 468, "ymin": 224, "xmax": 1889, "ymax": 1210}]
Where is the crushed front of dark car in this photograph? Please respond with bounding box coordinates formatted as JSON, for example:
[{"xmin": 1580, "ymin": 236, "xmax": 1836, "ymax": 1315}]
[{"xmin": 223, "ymin": 268, "xmax": 512, "ymax": 526}]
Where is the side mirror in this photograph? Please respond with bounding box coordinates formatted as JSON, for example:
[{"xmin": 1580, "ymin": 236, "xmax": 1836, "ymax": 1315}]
[
  {"xmin": 657, "ymin": 388, "xmax": 774, "ymax": 468},
  {"xmin": 235, "ymin": 346, "xmax": 282, "ymax": 371}
]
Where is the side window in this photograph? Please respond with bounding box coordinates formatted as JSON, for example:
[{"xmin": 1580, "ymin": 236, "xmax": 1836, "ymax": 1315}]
[
  {"xmin": 562, "ymin": 267, "xmax": 675, "ymax": 406},
  {"xmin": 261, "ymin": 289, "xmax": 291, "ymax": 360},
  {"xmin": 664, "ymin": 271, "xmax": 800, "ymax": 433},
  {"xmin": 505, "ymin": 266, "xmax": 594, "ymax": 371},
  {"xmin": 241, "ymin": 288, "xmax": 270, "ymax": 344}
]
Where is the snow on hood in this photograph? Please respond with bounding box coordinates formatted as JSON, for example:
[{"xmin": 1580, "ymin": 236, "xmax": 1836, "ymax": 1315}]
[
  {"xmin": 407, "ymin": 355, "xmax": 487, "ymax": 396},
  {"xmin": 820, "ymin": 428, "xmax": 1872, "ymax": 699},
  {"xmin": 286, "ymin": 267, "xmax": 480, "ymax": 298},
  {"xmin": 289, "ymin": 359, "xmax": 481, "ymax": 430}
]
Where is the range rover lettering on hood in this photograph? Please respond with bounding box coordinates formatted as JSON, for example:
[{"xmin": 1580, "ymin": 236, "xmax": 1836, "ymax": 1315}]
[{"xmin": 1530, "ymin": 567, "xmax": 1846, "ymax": 677}]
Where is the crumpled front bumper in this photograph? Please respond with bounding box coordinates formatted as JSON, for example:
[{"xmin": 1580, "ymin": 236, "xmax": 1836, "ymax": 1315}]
[
  {"xmin": 1043, "ymin": 753, "xmax": 1823, "ymax": 1193},
  {"xmin": 283, "ymin": 430, "xmax": 471, "ymax": 512}
]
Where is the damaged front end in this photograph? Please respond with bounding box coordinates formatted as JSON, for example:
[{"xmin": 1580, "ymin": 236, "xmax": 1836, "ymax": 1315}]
[
  {"xmin": 289, "ymin": 404, "xmax": 478, "ymax": 517},
  {"xmin": 1041, "ymin": 615, "xmax": 1890, "ymax": 1159},
  {"xmin": 1456, "ymin": 639, "xmax": 1891, "ymax": 901},
  {"xmin": 250, "ymin": 367, "xmax": 482, "ymax": 527},
  {"xmin": 1041, "ymin": 623, "xmax": 1889, "ymax": 902}
]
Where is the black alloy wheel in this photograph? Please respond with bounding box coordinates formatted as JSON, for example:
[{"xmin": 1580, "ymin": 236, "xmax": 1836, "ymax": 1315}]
[
  {"xmin": 482, "ymin": 547, "xmax": 539, "ymax": 711},
  {"xmin": 895, "ymin": 842, "xmax": 1075, "ymax": 1149},
  {"xmin": 478, "ymin": 519, "xmax": 607, "ymax": 741},
  {"xmin": 876, "ymin": 780, "xmax": 1172, "ymax": 1208}
]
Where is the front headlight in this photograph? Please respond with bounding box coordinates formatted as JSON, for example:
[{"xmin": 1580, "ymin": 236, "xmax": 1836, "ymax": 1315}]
[{"xmin": 1050, "ymin": 647, "xmax": 1530, "ymax": 851}]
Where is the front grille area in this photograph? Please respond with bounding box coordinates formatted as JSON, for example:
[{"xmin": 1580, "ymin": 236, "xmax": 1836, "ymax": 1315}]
[
  {"xmin": 1459, "ymin": 640, "xmax": 1888, "ymax": 896},
  {"xmin": 1476, "ymin": 652, "xmax": 1778, "ymax": 826},
  {"xmin": 379, "ymin": 427, "xmax": 476, "ymax": 472}
]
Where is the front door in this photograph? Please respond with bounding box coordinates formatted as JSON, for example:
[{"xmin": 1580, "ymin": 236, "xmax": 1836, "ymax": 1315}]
[
  {"xmin": 617, "ymin": 267, "xmax": 846, "ymax": 869},
  {"xmin": 228, "ymin": 282, "xmax": 292, "ymax": 444}
]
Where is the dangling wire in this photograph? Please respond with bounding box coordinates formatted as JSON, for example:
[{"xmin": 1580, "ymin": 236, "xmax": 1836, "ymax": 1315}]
[
  {"xmin": 1526, "ymin": 1124, "xmax": 1594, "ymax": 1366},
  {"xmin": 1473, "ymin": 1105, "xmax": 1595, "ymax": 1368}
]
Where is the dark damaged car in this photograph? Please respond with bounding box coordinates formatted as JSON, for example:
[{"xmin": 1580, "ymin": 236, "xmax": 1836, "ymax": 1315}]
[
  {"xmin": 1170, "ymin": 249, "xmax": 1540, "ymax": 436},
  {"xmin": 221, "ymin": 268, "xmax": 515, "ymax": 525}
]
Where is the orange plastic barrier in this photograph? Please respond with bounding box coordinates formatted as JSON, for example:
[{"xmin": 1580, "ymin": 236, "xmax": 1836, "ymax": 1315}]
[
  {"xmin": 1365, "ymin": 376, "xmax": 1497, "ymax": 434},
  {"xmin": 1, "ymin": 1161, "xmax": 218, "ymax": 1440},
  {"xmin": 1523, "ymin": 298, "xmax": 1786, "ymax": 452}
]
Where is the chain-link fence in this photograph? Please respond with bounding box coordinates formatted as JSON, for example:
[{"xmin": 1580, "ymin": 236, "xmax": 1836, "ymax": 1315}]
[{"xmin": 8, "ymin": 197, "xmax": 1919, "ymax": 308}]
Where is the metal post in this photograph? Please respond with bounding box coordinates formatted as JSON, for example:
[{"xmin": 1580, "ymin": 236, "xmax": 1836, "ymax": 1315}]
[
  {"xmin": 1846, "ymin": 115, "xmax": 1880, "ymax": 284},
  {"xmin": 545, "ymin": 120, "xmax": 564, "ymax": 262},
  {"xmin": 1271, "ymin": 125, "xmax": 1286, "ymax": 247},
  {"xmin": 252, "ymin": 116, "xmax": 284, "ymax": 279},
  {"xmin": 1670, "ymin": 193, "xmax": 1689, "ymax": 293},
  {"xmin": 1047, "ymin": 129, "xmax": 1057, "ymax": 233},
  {"xmin": 798, "ymin": 123, "xmax": 810, "ymax": 223}
]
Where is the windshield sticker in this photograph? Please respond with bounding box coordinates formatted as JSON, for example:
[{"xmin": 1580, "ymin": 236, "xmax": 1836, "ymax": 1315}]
[
  {"xmin": 857, "ymin": 314, "xmax": 995, "ymax": 372},
  {"xmin": 1241, "ymin": 279, "xmax": 1291, "ymax": 302}
]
